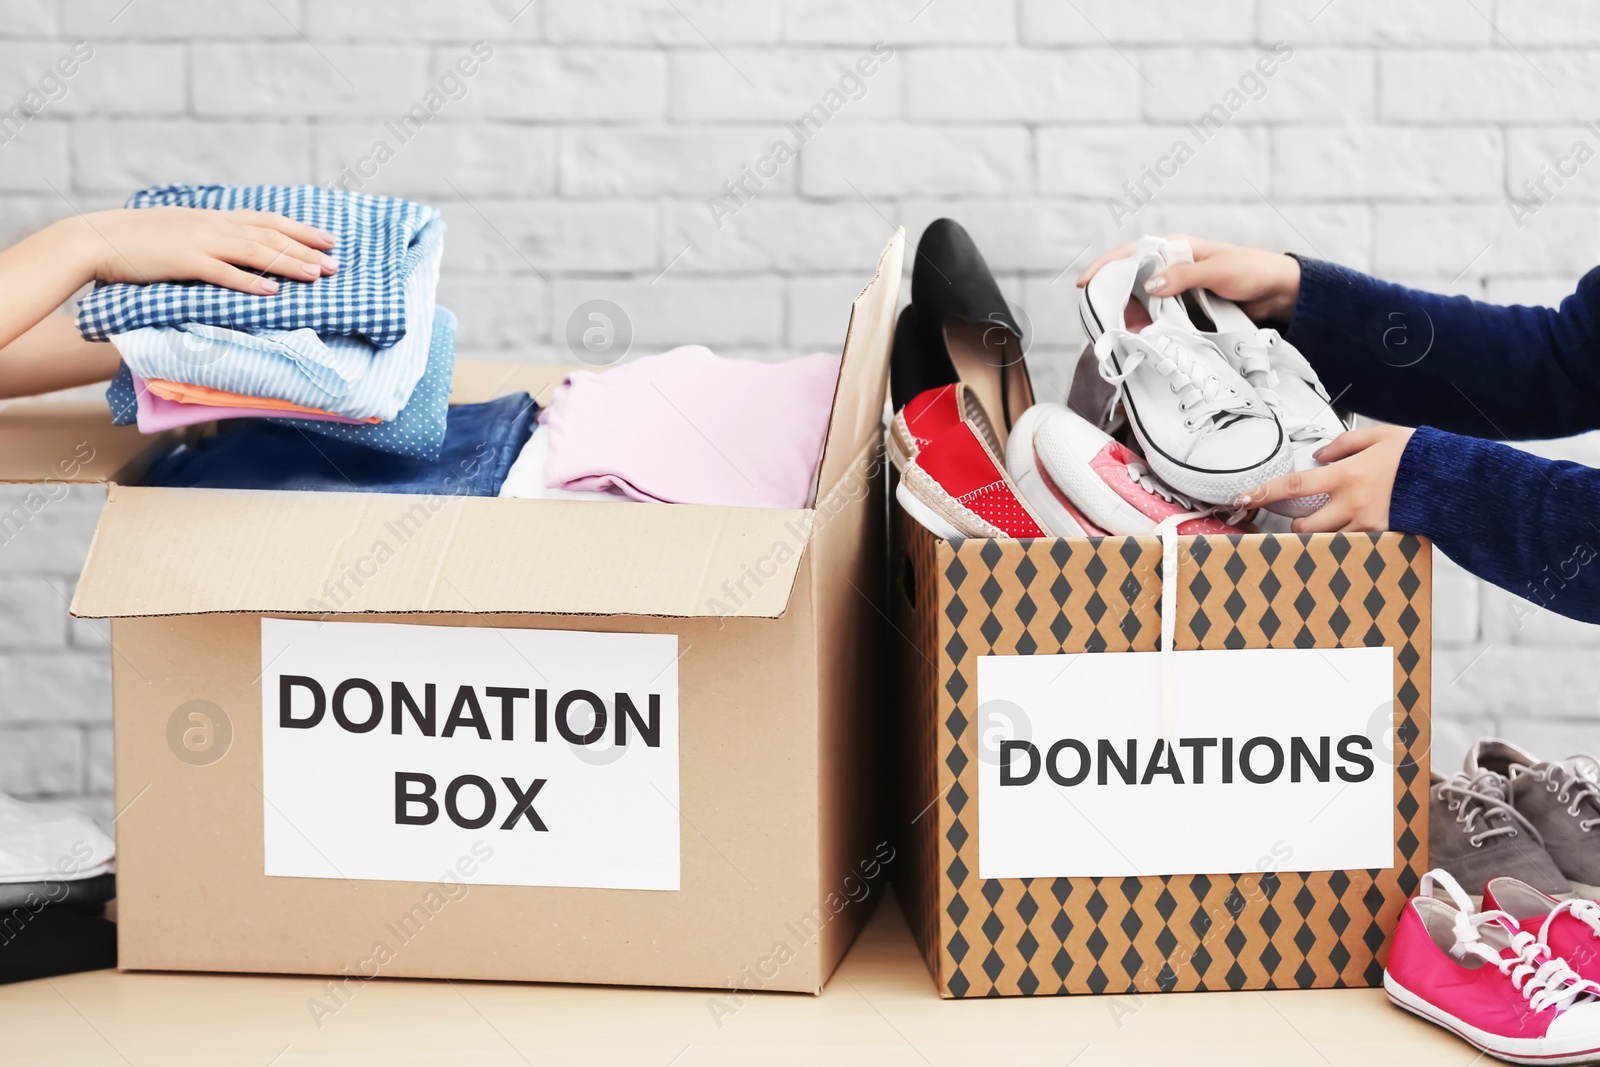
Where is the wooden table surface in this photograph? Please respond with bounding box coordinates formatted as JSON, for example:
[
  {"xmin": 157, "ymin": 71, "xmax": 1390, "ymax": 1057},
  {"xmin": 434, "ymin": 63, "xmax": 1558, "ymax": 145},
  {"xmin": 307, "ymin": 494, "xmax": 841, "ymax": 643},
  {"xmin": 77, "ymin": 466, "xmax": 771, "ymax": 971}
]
[{"xmin": 0, "ymin": 892, "xmax": 1474, "ymax": 1066}]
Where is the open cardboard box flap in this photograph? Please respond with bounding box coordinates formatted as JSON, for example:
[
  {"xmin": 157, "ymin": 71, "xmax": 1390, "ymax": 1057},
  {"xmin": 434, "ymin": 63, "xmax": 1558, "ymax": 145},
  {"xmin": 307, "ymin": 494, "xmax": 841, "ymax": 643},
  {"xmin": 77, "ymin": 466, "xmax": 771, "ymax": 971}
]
[
  {"xmin": 0, "ymin": 400, "xmax": 174, "ymax": 485},
  {"xmin": 63, "ymin": 228, "xmax": 905, "ymax": 622},
  {"xmin": 71, "ymin": 486, "xmax": 811, "ymax": 619},
  {"xmin": 815, "ymin": 226, "xmax": 902, "ymax": 496}
]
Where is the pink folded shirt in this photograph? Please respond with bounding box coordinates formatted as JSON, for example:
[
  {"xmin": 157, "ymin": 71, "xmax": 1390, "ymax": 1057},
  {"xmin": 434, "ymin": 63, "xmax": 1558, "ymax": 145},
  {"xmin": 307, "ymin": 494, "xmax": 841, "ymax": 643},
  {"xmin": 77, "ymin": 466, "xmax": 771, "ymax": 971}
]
[
  {"xmin": 131, "ymin": 375, "xmax": 370, "ymax": 434},
  {"xmin": 539, "ymin": 346, "xmax": 840, "ymax": 509}
]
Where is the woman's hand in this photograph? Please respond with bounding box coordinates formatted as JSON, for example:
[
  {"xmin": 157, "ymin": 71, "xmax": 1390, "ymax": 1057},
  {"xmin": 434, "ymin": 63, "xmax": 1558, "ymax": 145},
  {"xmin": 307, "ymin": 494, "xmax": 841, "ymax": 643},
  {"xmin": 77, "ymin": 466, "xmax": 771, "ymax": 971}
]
[
  {"xmin": 1077, "ymin": 234, "xmax": 1302, "ymax": 325},
  {"xmin": 58, "ymin": 207, "xmax": 339, "ymax": 296},
  {"xmin": 1233, "ymin": 424, "xmax": 1417, "ymax": 533}
]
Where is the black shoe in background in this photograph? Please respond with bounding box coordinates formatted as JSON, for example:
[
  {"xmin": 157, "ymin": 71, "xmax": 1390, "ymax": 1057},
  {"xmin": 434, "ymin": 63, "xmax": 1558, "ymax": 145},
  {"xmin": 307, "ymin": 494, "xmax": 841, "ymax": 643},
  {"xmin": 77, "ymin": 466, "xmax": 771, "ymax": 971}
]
[{"xmin": 890, "ymin": 218, "xmax": 1035, "ymax": 447}]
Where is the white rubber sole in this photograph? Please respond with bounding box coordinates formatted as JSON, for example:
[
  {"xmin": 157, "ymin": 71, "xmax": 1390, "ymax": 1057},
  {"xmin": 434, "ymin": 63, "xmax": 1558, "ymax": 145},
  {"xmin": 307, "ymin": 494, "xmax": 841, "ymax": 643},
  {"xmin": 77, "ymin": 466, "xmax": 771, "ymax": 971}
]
[
  {"xmin": 1267, "ymin": 492, "xmax": 1329, "ymax": 519},
  {"xmin": 1039, "ymin": 404, "xmax": 1195, "ymax": 536},
  {"xmin": 1385, "ymin": 972, "xmax": 1600, "ymax": 1065},
  {"xmin": 894, "ymin": 480, "xmax": 967, "ymax": 541},
  {"xmin": 1005, "ymin": 405, "xmax": 1096, "ymax": 537},
  {"xmin": 1135, "ymin": 421, "xmax": 1293, "ymax": 508},
  {"xmin": 1009, "ymin": 463, "xmax": 1094, "ymax": 538},
  {"xmin": 1264, "ymin": 444, "xmax": 1333, "ymax": 518}
]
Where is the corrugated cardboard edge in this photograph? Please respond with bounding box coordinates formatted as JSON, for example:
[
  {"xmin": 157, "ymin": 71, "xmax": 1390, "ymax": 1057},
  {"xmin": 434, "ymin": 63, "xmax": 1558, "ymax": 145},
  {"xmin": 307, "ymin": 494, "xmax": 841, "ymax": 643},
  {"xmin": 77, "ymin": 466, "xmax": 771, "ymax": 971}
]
[
  {"xmin": 889, "ymin": 502, "xmax": 947, "ymax": 992},
  {"xmin": 0, "ymin": 400, "xmax": 182, "ymax": 486},
  {"xmin": 71, "ymin": 486, "xmax": 814, "ymax": 621},
  {"xmin": 805, "ymin": 230, "xmax": 903, "ymax": 989},
  {"xmin": 809, "ymin": 419, "xmax": 897, "ymax": 981},
  {"xmin": 814, "ymin": 228, "xmax": 904, "ymax": 499}
]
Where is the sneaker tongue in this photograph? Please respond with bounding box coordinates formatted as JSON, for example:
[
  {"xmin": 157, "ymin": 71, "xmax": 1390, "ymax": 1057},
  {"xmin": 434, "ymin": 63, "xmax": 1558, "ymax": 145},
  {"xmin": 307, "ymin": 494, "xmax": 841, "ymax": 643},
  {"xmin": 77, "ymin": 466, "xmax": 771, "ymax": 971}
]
[
  {"xmin": 1474, "ymin": 770, "xmax": 1512, "ymax": 802},
  {"xmin": 1146, "ymin": 294, "xmax": 1195, "ymax": 331}
]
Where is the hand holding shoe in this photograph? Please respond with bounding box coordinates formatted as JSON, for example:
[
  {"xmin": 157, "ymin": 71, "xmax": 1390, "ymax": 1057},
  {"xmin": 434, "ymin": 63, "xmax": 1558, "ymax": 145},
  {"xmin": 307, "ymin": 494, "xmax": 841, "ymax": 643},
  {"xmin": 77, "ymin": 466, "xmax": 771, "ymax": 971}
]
[
  {"xmin": 1233, "ymin": 424, "xmax": 1415, "ymax": 533},
  {"xmin": 1078, "ymin": 235, "xmax": 1302, "ymax": 326}
]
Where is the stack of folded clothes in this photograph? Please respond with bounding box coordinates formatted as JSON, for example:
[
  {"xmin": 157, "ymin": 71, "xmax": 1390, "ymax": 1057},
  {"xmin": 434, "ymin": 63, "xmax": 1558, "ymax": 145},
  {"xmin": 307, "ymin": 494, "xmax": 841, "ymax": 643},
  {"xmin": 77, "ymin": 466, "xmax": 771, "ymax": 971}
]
[{"xmin": 92, "ymin": 184, "xmax": 455, "ymax": 462}]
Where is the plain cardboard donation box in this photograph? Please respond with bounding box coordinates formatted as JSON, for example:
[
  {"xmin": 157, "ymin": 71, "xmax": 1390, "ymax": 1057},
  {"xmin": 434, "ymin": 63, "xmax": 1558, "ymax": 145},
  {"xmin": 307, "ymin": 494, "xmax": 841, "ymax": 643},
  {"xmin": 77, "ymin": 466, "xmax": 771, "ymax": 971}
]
[
  {"xmin": 892, "ymin": 510, "xmax": 1432, "ymax": 998},
  {"xmin": 0, "ymin": 232, "xmax": 909, "ymax": 993}
]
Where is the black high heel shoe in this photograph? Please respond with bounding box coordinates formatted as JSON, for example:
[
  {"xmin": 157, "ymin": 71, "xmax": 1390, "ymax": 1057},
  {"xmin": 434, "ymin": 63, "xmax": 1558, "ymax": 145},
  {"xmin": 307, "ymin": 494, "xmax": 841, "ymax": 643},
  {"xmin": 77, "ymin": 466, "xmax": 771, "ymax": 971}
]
[{"xmin": 890, "ymin": 218, "xmax": 1035, "ymax": 448}]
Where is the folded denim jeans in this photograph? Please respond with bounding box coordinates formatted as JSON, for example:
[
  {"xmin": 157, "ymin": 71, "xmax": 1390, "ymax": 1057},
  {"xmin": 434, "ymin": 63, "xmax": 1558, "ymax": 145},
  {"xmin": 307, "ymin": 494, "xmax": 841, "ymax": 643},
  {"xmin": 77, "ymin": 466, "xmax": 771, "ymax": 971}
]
[
  {"xmin": 141, "ymin": 390, "xmax": 537, "ymax": 497},
  {"xmin": 77, "ymin": 184, "xmax": 440, "ymax": 346}
]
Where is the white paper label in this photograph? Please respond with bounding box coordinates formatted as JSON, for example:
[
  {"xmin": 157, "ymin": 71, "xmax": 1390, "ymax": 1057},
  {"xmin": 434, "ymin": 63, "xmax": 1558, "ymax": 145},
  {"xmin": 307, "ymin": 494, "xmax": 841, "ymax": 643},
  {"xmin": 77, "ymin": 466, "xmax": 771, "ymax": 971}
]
[
  {"xmin": 260, "ymin": 618, "xmax": 680, "ymax": 891},
  {"xmin": 976, "ymin": 647, "xmax": 1396, "ymax": 879}
]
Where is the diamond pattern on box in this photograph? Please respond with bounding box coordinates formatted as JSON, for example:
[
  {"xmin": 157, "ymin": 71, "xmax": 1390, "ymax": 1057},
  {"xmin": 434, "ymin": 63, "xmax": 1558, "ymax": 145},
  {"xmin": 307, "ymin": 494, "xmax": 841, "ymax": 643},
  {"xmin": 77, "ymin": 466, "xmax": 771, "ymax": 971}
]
[{"xmin": 893, "ymin": 515, "xmax": 1431, "ymax": 998}]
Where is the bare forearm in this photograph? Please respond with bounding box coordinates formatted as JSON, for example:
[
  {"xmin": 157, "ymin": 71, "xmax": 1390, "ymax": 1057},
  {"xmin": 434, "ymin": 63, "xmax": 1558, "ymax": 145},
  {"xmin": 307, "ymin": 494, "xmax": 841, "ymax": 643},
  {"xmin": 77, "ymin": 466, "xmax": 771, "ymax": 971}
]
[
  {"xmin": 0, "ymin": 217, "xmax": 97, "ymax": 351},
  {"xmin": 0, "ymin": 315, "xmax": 119, "ymax": 398},
  {"xmin": 0, "ymin": 205, "xmax": 339, "ymax": 400}
]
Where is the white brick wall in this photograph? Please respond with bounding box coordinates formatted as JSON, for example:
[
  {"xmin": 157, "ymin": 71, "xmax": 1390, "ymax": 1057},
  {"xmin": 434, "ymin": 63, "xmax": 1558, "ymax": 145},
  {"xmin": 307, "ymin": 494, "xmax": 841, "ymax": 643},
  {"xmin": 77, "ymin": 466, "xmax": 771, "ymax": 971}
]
[{"xmin": 1, "ymin": 0, "xmax": 1597, "ymax": 811}]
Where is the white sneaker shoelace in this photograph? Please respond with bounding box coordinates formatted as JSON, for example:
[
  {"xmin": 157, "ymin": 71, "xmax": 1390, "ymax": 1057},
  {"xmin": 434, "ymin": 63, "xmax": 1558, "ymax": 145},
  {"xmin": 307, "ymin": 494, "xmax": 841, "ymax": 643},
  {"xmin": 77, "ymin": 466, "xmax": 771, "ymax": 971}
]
[
  {"xmin": 1435, "ymin": 771, "xmax": 1545, "ymax": 846},
  {"xmin": 1528, "ymin": 762, "xmax": 1600, "ymax": 831},
  {"xmin": 1229, "ymin": 329, "xmax": 1333, "ymax": 446},
  {"xmin": 1538, "ymin": 898, "xmax": 1600, "ymax": 954},
  {"xmin": 1426, "ymin": 868, "xmax": 1600, "ymax": 1015},
  {"xmin": 1126, "ymin": 459, "xmax": 1193, "ymax": 509},
  {"xmin": 1461, "ymin": 929, "xmax": 1599, "ymax": 1015},
  {"xmin": 1094, "ymin": 323, "xmax": 1255, "ymax": 436}
]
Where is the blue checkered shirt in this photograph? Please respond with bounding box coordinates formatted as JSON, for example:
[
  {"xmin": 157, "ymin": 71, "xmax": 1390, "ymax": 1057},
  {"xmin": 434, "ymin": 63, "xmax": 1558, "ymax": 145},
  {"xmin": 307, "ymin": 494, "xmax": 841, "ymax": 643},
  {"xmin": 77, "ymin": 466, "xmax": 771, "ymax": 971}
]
[{"xmin": 76, "ymin": 184, "xmax": 440, "ymax": 346}]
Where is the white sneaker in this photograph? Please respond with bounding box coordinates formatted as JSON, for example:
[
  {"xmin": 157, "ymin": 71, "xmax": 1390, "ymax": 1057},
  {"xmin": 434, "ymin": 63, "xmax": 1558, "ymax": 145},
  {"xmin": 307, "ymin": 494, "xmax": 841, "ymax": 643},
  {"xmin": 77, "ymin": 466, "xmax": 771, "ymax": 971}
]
[
  {"xmin": 1007, "ymin": 403, "xmax": 1243, "ymax": 538},
  {"xmin": 1168, "ymin": 241, "xmax": 1347, "ymax": 518},
  {"xmin": 1079, "ymin": 236, "xmax": 1291, "ymax": 505}
]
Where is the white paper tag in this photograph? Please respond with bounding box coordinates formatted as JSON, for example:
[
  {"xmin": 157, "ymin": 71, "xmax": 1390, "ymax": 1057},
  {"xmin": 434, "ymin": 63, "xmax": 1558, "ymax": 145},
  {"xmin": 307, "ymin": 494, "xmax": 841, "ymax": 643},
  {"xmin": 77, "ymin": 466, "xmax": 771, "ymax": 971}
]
[
  {"xmin": 260, "ymin": 618, "xmax": 681, "ymax": 891},
  {"xmin": 976, "ymin": 647, "xmax": 1397, "ymax": 879}
]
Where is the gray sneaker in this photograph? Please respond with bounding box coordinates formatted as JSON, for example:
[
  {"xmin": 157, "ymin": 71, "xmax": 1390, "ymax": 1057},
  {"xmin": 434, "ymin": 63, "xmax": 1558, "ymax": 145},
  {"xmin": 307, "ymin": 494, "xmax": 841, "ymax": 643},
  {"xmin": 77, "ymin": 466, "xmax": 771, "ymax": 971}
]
[
  {"xmin": 1428, "ymin": 769, "xmax": 1571, "ymax": 904},
  {"xmin": 1468, "ymin": 738, "xmax": 1600, "ymax": 898}
]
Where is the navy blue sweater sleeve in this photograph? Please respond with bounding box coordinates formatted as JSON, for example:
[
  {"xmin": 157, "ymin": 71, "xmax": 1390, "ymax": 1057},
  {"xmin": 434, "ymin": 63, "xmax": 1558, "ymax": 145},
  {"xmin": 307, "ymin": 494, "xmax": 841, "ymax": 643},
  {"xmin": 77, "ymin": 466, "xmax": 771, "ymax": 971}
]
[
  {"xmin": 1286, "ymin": 258, "xmax": 1600, "ymax": 622},
  {"xmin": 1286, "ymin": 257, "xmax": 1600, "ymax": 440},
  {"xmin": 1391, "ymin": 427, "xmax": 1600, "ymax": 623}
]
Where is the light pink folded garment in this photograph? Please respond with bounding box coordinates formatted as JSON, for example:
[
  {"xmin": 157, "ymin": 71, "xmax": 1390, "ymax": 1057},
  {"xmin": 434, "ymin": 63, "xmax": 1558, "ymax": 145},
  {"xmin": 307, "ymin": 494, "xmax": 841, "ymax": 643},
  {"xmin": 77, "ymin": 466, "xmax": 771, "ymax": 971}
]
[
  {"xmin": 131, "ymin": 375, "xmax": 370, "ymax": 434},
  {"xmin": 539, "ymin": 346, "xmax": 841, "ymax": 508}
]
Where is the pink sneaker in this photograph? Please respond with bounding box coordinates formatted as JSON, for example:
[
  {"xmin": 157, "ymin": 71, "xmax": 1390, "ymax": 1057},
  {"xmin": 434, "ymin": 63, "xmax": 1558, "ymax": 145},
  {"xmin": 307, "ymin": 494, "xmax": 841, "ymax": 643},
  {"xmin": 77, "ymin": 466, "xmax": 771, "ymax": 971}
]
[
  {"xmin": 1486, "ymin": 877, "xmax": 1600, "ymax": 982},
  {"xmin": 1386, "ymin": 868, "xmax": 1600, "ymax": 1064},
  {"xmin": 1005, "ymin": 402, "xmax": 1242, "ymax": 538}
]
